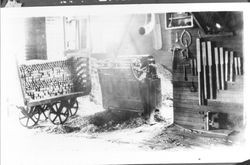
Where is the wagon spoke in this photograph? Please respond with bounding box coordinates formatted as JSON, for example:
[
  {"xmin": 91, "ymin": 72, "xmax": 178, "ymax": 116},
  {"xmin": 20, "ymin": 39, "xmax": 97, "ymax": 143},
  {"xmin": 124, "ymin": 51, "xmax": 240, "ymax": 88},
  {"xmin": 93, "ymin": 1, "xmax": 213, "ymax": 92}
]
[
  {"xmin": 59, "ymin": 115, "xmax": 62, "ymax": 124},
  {"xmin": 18, "ymin": 106, "xmax": 40, "ymax": 128},
  {"xmin": 30, "ymin": 116, "xmax": 36, "ymax": 123},
  {"xmin": 49, "ymin": 101, "xmax": 69, "ymax": 125},
  {"xmin": 26, "ymin": 118, "xmax": 30, "ymax": 126},
  {"xmin": 52, "ymin": 115, "xmax": 58, "ymax": 122},
  {"xmin": 68, "ymin": 99, "xmax": 78, "ymax": 116},
  {"xmin": 61, "ymin": 111, "xmax": 67, "ymax": 116},
  {"xmin": 20, "ymin": 116, "xmax": 28, "ymax": 120},
  {"xmin": 42, "ymin": 112, "xmax": 47, "ymax": 117}
]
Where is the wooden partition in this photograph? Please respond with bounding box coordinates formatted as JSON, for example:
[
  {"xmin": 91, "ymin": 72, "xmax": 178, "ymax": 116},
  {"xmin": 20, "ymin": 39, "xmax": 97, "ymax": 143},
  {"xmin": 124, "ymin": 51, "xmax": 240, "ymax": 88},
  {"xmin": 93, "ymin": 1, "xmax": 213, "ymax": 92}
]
[{"xmin": 173, "ymin": 36, "xmax": 244, "ymax": 131}]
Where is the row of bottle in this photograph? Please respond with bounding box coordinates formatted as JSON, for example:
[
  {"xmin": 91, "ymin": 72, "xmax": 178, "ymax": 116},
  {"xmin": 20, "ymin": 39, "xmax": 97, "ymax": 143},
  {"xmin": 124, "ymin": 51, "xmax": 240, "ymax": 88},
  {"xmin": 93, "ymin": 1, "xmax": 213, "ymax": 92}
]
[
  {"xmin": 25, "ymin": 79, "xmax": 74, "ymax": 100},
  {"xmin": 19, "ymin": 60, "xmax": 71, "ymax": 78}
]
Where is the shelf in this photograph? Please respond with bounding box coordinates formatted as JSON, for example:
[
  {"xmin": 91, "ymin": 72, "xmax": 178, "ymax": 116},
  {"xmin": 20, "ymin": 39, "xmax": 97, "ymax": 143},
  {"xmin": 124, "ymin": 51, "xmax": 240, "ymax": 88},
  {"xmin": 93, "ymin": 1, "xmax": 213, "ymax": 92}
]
[
  {"xmin": 166, "ymin": 25, "xmax": 193, "ymax": 30},
  {"xmin": 169, "ymin": 16, "xmax": 191, "ymax": 20},
  {"xmin": 202, "ymin": 32, "xmax": 234, "ymax": 38},
  {"xmin": 165, "ymin": 12, "xmax": 194, "ymax": 30}
]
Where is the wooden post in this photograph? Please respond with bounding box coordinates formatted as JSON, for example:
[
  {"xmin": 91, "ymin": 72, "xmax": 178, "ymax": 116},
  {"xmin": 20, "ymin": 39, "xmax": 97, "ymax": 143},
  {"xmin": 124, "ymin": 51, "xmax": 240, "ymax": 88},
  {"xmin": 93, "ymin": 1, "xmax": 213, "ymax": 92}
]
[
  {"xmin": 207, "ymin": 41, "xmax": 213, "ymax": 99},
  {"xmin": 196, "ymin": 38, "xmax": 203, "ymax": 105},
  {"xmin": 230, "ymin": 51, "xmax": 234, "ymax": 82},
  {"xmin": 225, "ymin": 51, "xmax": 229, "ymax": 81},
  {"xmin": 214, "ymin": 47, "xmax": 220, "ymax": 90},
  {"xmin": 219, "ymin": 47, "xmax": 224, "ymax": 90},
  {"xmin": 202, "ymin": 42, "xmax": 207, "ymax": 99}
]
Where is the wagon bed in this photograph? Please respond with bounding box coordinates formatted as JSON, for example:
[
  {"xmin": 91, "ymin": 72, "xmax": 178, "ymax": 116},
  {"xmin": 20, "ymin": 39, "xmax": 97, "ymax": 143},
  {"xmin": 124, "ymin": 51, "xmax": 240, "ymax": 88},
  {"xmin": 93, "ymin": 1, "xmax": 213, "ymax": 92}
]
[{"xmin": 16, "ymin": 57, "xmax": 91, "ymax": 128}]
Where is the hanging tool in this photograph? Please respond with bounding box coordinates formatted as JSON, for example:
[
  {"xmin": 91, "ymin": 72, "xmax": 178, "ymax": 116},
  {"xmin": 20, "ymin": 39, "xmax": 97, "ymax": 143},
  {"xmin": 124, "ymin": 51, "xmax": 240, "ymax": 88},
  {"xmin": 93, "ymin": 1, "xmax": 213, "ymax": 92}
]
[
  {"xmin": 180, "ymin": 51, "xmax": 190, "ymax": 81},
  {"xmin": 202, "ymin": 42, "xmax": 207, "ymax": 99},
  {"xmin": 214, "ymin": 47, "xmax": 220, "ymax": 90},
  {"xmin": 179, "ymin": 30, "xmax": 192, "ymax": 81},
  {"xmin": 237, "ymin": 57, "xmax": 242, "ymax": 75},
  {"xmin": 234, "ymin": 57, "xmax": 238, "ymax": 76},
  {"xmin": 190, "ymin": 58, "xmax": 194, "ymax": 76},
  {"xmin": 183, "ymin": 64, "xmax": 188, "ymax": 81},
  {"xmin": 190, "ymin": 79, "xmax": 197, "ymax": 92},
  {"xmin": 207, "ymin": 41, "xmax": 213, "ymax": 99},
  {"xmin": 180, "ymin": 30, "xmax": 192, "ymax": 59},
  {"xmin": 230, "ymin": 51, "xmax": 234, "ymax": 82},
  {"xmin": 196, "ymin": 38, "xmax": 203, "ymax": 105},
  {"xmin": 219, "ymin": 47, "xmax": 225, "ymax": 90},
  {"xmin": 225, "ymin": 51, "xmax": 229, "ymax": 81},
  {"xmin": 189, "ymin": 59, "xmax": 194, "ymax": 75}
]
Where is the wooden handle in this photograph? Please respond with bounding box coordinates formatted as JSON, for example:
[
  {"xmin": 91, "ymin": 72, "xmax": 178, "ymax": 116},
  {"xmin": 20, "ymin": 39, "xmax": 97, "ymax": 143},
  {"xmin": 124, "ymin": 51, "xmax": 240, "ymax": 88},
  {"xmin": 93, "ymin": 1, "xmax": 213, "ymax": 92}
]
[
  {"xmin": 207, "ymin": 42, "xmax": 212, "ymax": 66},
  {"xmin": 207, "ymin": 41, "xmax": 213, "ymax": 99},
  {"xmin": 225, "ymin": 51, "xmax": 228, "ymax": 64},
  {"xmin": 196, "ymin": 38, "xmax": 201, "ymax": 72},
  {"xmin": 225, "ymin": 51, "xmax": 229, "ymax": 81},
  {"xmin": 238, "ymin": 57, "xmax": 242, "ymax": 75},
  {"xmin": 214, "ymin": 47, "xmax": 220, "ymax": 89},
  {"xmin": 196, "ymin": 38, "xmax": 202, "ymax": 105},
  {"xmin": 215, "ymin": 47, "xmax": 219, "ymax": 65},
  {"xmin": 230, "ymin": 51, "xmax": 234, "ymax": 82},
  {"xmin": 202, "ymin": 42, "xmax": 207, "ymax": 99},
  {"xmin": 219, "ymin": 47, "xmax": 224, "ymax": 90},
  {"xmin": 202, "ymin": 42, "xmax": 207, "ymax": 66},
  {"xmin": 234, "ymin": 57, "xmax": 238, "ymax": 75}
]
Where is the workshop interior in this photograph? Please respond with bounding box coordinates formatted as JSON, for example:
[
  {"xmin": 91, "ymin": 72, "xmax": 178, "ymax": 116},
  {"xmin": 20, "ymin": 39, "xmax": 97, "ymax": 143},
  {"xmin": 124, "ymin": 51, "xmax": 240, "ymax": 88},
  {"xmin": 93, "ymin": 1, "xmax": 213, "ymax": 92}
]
[{"xmin": 3, "ymin": 11, "xmax": 244, "ymax": 139}]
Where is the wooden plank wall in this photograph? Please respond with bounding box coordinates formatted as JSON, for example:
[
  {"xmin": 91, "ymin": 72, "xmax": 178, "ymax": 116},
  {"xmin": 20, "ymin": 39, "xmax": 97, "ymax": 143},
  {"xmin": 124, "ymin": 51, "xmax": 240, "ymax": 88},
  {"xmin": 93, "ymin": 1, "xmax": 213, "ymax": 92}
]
[{"xmin": 171, "ymin": 27, "xmax": 244, "ymax": 130}]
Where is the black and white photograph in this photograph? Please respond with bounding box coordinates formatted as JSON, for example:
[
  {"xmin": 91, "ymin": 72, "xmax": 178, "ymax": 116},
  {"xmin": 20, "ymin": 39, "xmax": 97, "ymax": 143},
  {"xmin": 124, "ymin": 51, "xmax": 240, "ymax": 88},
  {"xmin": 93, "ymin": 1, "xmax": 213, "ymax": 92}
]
[
  {"xmin": 1, "ymin": 0, "xmax": 249, "ymax": 7},
  {"xmin": 1, "ymin": 3, "xmax": 250, "ymax": 165}
]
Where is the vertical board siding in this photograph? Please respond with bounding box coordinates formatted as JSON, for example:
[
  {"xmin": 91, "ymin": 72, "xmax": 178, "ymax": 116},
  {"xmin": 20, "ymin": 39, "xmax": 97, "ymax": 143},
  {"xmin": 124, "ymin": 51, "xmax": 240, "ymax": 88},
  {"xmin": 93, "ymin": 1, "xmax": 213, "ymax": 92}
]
[{"xmin": 171, "ymin": 25, "xmax": 243, "ymax": 130}]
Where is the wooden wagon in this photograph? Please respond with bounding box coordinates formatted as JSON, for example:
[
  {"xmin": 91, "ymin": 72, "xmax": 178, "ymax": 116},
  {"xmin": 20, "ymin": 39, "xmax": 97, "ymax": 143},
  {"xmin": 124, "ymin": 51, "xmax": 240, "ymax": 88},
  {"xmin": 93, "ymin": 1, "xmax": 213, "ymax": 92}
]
[{"xmin": 16, "ymin": 56, "xmax": 91, "ymax": 128}]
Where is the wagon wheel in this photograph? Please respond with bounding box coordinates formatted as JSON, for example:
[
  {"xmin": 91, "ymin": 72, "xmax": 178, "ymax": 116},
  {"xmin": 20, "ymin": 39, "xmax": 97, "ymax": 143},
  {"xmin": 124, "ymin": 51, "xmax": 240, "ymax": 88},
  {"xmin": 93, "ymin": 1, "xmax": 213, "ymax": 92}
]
[
  {"xmin": 130, "ymin": 58, "xmax": 147, "ymax": 81},
  {"xmin": 18, "ymin": 106, "xmax": 40, "ymax": 128},
  {"xmin": 39, "ymin": 105, "xmax": 50, "ymax": 121},
  {"xmin": 49, "ymin": 101, "xmax": 69, "ymax": 125},
  {"xmin": 68, "ymin": 98, "xmax": 79, "ymax": 116}
]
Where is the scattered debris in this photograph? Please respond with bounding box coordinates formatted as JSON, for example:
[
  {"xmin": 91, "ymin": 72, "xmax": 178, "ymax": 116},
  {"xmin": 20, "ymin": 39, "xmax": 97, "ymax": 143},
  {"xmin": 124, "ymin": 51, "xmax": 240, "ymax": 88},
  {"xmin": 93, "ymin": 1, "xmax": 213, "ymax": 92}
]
[
  {"xmin": 36, "ymin": 110, "xmax": 147, "ymax": 134},
  {"xmin": 29, "ymin": 63, "xmax": 243, "ymax": 150}
]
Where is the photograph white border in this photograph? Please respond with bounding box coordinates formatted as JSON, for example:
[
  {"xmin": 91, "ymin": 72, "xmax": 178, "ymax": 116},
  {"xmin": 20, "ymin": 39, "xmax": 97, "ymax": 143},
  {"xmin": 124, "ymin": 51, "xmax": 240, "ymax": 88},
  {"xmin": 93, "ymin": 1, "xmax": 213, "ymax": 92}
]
[{"xmin": 1, "ymin": 3, "xmax": 250, "ymax": 165}]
